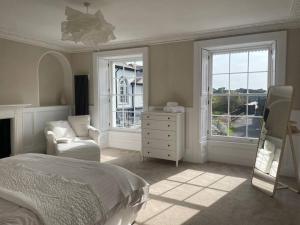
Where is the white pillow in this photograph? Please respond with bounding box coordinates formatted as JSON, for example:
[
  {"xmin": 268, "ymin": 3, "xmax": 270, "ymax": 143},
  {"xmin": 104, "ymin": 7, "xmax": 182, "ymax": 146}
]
[
  {"xmin": 47, "ymin": 121, "xmax": 76, "ymax": 139},
  {"xmin": 68, "ymin": 115, "xmax": 90, "ymax": 137}
]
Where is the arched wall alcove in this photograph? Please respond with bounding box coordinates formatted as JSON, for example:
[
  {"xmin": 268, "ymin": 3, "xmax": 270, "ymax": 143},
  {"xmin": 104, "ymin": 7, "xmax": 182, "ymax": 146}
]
[{"xmin": 37, "ymin": 51, "xmax": 73, "ymax": 106}]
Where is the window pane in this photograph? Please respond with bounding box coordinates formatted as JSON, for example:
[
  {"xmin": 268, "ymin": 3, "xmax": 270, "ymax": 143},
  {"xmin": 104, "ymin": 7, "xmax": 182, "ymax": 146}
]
[
  {"xmin": 213, "ymin": 74, "xmax": 229, "ymax": 94},
  {"xmin": 248, "ymin": 96, "xmax": 267, "ymax": 116},
  {"xmin": 113, "ymin": 111, "xmax": 123, "ymax": 128},
  {"xmin": 248, "ymin": 72, "xmax": 268, "ymax": 93},
  {"xmin": 135, "ymin": 81, "xmax": 143, "ymax": 94},
  {"xmin": 111, "ymin": 58, "xmax": 143, "ymax": 129},
  {"xmin": 230, "ymin": 73, "xmax": 247, "ymax": 94},
  {"xmin": 134, "ymin": 95, "xmax": 143, "ymax": 109},
  {"xmin": 247, "ymin": 117, "xmax": 262, "ymax": 138},
  {"xmin": 114, "ymin": 111, "xmax": 136, "ymax": 128},
  {"xmin": 212, "ymin": 96, "xmax": 228, "ymax": 115},
  {"xmin": 114, "ymin": 63, "xmax": 124, "ymax": 79},
  {"xmin": 230, "ymin": 52, "xmax": 248, "ymax": 73},
  {"xmin": 229, "ymin": 117, "xmax": 246, "ymax": 137},
  {"xmin": 230, "ymin": 96, "xmax": 247, "ymax": 116},
  {"xmin": 134, "ymin": 110, "xmax": 143, "ymax": 127},
  {"xmin": 213, "ymin": 54, "xmax": 229, "ymax": 74},
  {"xmin": 212, "ymin": 116, "xmax": 228, "ymax": 136},
  {"xmin": 249, "ymin": 50, "xmax": 268, "ymax": 72}
]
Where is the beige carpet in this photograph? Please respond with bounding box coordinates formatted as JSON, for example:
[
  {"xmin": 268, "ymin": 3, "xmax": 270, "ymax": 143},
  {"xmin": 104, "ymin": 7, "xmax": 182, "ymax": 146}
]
[{"xmin": 101, "ymin": 148, "xmax": 300, "ymax": 225}]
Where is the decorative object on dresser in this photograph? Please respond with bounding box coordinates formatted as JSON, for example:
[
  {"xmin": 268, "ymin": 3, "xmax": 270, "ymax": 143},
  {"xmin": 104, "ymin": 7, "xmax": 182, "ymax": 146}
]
[{"xmin": 142, "ymin": 111, "xmax": 185, "ymax": 167}]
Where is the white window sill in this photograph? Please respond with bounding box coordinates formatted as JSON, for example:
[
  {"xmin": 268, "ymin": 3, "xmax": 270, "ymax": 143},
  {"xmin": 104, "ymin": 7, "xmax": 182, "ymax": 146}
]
[
  {"xmin": 208, "ymin": 136, "xmax": 258, "ymax": 145},
  {"xmin": 109, "ymin": 127, "xmax": 141, "ymax": 133}
]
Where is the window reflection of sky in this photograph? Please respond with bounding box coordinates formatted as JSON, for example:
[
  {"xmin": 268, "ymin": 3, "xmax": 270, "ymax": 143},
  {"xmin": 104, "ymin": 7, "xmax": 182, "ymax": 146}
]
[{"xmin": 212, "ymin": 50, "xmax": 268, "ymax": 91}]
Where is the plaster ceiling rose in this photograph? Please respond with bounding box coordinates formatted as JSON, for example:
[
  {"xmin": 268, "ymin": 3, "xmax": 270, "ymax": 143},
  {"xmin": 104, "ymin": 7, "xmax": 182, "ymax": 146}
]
[{"xmin": 61, "ymin": 2, "xmax": 116, "ymax": 46}]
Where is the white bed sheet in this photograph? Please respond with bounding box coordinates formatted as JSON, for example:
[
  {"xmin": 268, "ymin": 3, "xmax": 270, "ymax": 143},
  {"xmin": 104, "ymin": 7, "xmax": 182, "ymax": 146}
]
[{"xmin": 0, "ymin": 154, "xmax": 148, "ymax": 225}]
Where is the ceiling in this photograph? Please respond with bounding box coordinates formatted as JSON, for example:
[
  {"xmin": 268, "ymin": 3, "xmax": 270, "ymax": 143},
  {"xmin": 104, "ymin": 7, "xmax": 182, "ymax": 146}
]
[{"xmin": 0, "ymin": 0, "xmax": 299, "ymax": 52}]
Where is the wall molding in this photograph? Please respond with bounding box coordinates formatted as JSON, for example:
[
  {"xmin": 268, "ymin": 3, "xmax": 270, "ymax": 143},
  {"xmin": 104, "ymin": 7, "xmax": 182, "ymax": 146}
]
[
  {"xmin": 22, "ymin": 105, "xmax": 71, "ymax": 154},
  {"xmin": 0, "ymin": 28, "xmax": 69, "ymax": 52},
  {"xmin": 1, "ymin": 17, "xmax": 300, "ymax": 53},
  {"xmin": 291, "ymin": 0, "xmax": 300, "ymax": 17}
]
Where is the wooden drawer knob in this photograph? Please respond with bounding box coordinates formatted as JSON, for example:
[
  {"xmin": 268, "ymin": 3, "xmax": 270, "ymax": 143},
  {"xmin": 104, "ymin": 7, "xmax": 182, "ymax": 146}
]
[
  {"xmin": 168, "ymin": 117, "xmax": 170, "ymax": 120},
  {"xmin": 168, "ymin": 134, "xmax": 171, "ymax": 137},
  {"xmin": 168, "ymin": 154, "xmax": 170, "ymax": 157},
  {"xmin": 168, "ymin": 124, "xmax": 170, "ymax": 127},
  {"xmin": 168, "ymin": 144, "xmax": 170, "ymax": 147}
]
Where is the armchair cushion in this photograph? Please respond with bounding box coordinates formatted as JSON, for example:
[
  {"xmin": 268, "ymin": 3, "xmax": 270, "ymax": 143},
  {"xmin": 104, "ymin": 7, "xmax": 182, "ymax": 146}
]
[
  {"xmin": 46, "ymin": 121, "xmax": 76, "ymax": 139},
  {"xmin": 56, "ymin": 139, "xmax": 100, "ymax": 161},
  {"xmin": 68, "ymin": 115, "xmax": 90, "ymax": 137}
]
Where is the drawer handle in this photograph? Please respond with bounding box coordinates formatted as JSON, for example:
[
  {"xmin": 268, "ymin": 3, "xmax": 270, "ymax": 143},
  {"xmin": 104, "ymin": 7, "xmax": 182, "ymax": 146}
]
[
  {"xmin": 168, "ymin": 154, "xmax": 170, "ymax": 157},
  {"xmin": 147, "ymin": 142, "xmax": 150, "ymax": 144},
  {"xmin": 168, "ymin": 117, "xmax": 170, "ymax": 120},
  {"xmin": 147, "ymin": 152, "xmax": 150, "ymax": 154},
  {"xmin": 147, "ymin": 123, "xmax": 150, "ymax": 126},
  {"xmin": 168, "ymin": 124, "xmax": 170, "ymax": 127},
  {"xmin": 168, "ymin": 144, "xmax": 170, "ymax": 147},
  {"xmin": 147, "ymin": 132, "xmax": 150, "ymax": 135},
  {"xmin": 147, "ymin": 116, "xmax": 150, "ymax": 118},
  {"xmin": 168, "ymin": 134, "xmax": 171, "ymax": 137}
]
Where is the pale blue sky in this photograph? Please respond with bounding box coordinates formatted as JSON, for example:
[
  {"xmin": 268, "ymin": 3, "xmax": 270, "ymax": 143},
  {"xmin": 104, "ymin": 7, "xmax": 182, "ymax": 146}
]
[{"xmin": 212, "ymin": 50, "xmax": 268, "ymax": 91}]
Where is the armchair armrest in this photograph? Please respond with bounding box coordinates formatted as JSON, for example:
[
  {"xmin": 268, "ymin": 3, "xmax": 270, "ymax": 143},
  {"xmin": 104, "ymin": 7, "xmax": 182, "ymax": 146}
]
[
  {"xmin": 46, "ymin": 131, "xmax": 57, "ymax": 144},
  {"xmin": 88, "ymin": 125, "xmax": 100, "ymax": 145},
  {"xmin": 45, "ymin": 131, "xmax": 57, "ymax": 155}
]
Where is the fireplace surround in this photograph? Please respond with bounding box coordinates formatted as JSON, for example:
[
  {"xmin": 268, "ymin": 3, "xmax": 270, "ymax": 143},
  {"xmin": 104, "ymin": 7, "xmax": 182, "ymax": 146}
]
[
  {"xmin": 0, "ymin": 119, "xmax": 11, "ymax": 158},
  {"xmin": 0, "ymin": 105, "xmax": 30, "ymax": 156}
]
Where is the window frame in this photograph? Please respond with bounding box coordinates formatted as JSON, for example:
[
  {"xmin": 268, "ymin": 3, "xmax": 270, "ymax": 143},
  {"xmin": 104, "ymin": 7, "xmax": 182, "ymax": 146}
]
[
  {"xmin": 93, "ymin": 47, "xmax": 149, "ymax": 136},
  {"xmin": 109, "ymin": 57, "xmax": 144, "ymax": 130},
  {"xmin": 208, "ymin": 44, "xmax": 274, "ymax": 142},
  {"xmin": 118, "ymin": 77, "xmax": 128, "ymax": 104}
]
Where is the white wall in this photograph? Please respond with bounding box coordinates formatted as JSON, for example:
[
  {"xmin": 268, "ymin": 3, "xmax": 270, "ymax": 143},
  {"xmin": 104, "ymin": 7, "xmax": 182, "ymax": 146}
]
[
  {"xmin": 0, "ymin": 38, "xmax": 71, "ymax": 106},
  {"xmin": 38, "ymin": 54, "xmax": 65, "ymax": 106}
]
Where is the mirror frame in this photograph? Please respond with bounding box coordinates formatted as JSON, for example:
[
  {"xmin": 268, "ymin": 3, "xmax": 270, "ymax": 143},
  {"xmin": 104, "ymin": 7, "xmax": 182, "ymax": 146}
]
[{"xmin": 251, "ymin": 85, "xmax": 294, "ymax": 197}]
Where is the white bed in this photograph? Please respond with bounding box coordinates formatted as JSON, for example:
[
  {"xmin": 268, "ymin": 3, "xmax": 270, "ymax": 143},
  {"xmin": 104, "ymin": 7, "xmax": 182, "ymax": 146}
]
[{"xmin": 0, "ymin": 154, "xmax": 149, "ymax": 225}]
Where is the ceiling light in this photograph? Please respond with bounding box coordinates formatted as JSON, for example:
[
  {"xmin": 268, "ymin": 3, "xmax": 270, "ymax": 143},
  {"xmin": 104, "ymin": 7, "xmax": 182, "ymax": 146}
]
[{"xmin": 61, "ymin": 2, "xmax": 116, "ymax": 46}]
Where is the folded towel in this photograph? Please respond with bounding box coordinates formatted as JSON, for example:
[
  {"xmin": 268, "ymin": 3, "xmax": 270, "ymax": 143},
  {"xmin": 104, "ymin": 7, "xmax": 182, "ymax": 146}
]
[
  {"xmin": 163, "ymin": 106, "xmax": 185, "ymax": 113},
  {"xmin": 166, "ymin": 102, "xmax": 179, "ymax": 107},
  {"xmin": 269, "ymin": 161, "xmax": 279, "ymax": 177}
]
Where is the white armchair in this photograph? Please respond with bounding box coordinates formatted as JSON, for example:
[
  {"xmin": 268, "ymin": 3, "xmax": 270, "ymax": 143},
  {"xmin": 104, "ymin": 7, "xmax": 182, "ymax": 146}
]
[{"xmin": 45, "ymin": 115, "xmax": 100, "ymax": 161}]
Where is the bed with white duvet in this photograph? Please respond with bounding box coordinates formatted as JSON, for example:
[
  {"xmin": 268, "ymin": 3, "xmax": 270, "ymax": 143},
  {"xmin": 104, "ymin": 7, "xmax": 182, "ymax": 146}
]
[{"xmin": 0, "ymin": 154, "xmax": 149, "ymax": 225}]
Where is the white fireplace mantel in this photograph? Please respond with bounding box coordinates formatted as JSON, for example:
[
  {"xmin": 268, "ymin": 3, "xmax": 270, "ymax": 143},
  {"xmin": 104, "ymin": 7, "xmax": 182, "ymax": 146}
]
[{"xmin": 0, "ymin": 104, "xmax": 31, "ymax": 155}]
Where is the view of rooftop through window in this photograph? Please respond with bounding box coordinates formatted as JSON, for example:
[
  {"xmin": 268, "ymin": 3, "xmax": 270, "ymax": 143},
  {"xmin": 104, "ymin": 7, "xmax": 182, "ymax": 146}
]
[
  {"xmin": 111, "ymin": 59, "xmax": 143, "ymax": 129},
  {"xmin": 211, "ymin": 48, "xmax": 270, "ymax": 138}
]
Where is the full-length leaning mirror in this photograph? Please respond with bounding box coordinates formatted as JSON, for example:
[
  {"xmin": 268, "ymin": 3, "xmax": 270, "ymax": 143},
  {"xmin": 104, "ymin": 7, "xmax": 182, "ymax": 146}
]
[{"xmin": 251, "ymin": 85, "xmax": 294, "ymax": 196}]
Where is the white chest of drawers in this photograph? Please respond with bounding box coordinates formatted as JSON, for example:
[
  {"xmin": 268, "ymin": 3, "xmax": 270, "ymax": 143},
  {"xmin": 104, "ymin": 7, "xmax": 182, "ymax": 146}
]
[{"xmin": 141, "ymin": 111, "xmax": 185, "ymax": 167}]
